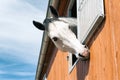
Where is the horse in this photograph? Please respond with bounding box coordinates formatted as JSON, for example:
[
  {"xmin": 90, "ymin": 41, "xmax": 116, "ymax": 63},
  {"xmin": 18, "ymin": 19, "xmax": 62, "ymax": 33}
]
[{"xmin": 33, "ymin": 6, "xmax": 90, "ymax": 61}]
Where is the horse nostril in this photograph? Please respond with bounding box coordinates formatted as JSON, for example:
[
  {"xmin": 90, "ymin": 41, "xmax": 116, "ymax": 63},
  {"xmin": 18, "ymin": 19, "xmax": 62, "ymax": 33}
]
[
  {"xmin": 84, "ymin": 45, "xmax": 88, "ymax": 48},
  {"xmin": 52, "ymin": 37, "xmax": 58, "ymax": 41}
]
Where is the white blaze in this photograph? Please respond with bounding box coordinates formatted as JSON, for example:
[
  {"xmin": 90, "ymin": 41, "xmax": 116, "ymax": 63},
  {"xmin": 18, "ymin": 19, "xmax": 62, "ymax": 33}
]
[{"xmin": 48, "ymin": 20, "xmax": 85, "ymax": 55}]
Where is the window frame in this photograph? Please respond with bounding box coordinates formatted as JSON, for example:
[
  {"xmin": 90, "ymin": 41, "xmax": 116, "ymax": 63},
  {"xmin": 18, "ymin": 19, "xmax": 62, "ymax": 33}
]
[
  {"xmin": 42, "ymin": 74, "xmax": 47, "ymax": 80},
  {"xmin": 77, "ymin": 0, "xmax": 105, "ymax": 44},
  {"xmin": 67, "ymin": 0, "xmax": 105, "ymax": 73}
]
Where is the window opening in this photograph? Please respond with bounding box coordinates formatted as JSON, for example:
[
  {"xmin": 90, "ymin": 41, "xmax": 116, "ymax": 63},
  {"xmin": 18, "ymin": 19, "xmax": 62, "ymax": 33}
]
[
  {"xmin": 68, "ymin": 0, "xmax": 105, "ymax": 73},
  {"xmin": 71, "ymin": 0, "xmax": 77, "ymax": 18},
  {"xmin": 68, "ymin": 0, "xmax": 79, "ymax": 73},
  {"xmin": 70, "ymin": 0, "xmax": 77, "ymax": 66}
]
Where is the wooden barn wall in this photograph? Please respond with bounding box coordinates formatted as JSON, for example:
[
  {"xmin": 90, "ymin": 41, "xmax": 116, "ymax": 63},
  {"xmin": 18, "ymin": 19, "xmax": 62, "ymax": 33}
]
[
  {"xmin": 46, "ymin": 0, "xmax": 120, "ymax": 80},
  {"xmin": 46, "ymin": 50, "xmax": 69, "ymax": 80},
  {"xmin": 86, "ymin": 0, "xmax": 120, "ymax": 79}
]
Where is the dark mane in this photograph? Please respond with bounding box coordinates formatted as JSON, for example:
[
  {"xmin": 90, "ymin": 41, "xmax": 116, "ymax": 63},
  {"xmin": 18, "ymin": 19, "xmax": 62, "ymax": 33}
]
[{"xmin": 43, "ymin": 17, "xmax": 59, "ymax": 24}]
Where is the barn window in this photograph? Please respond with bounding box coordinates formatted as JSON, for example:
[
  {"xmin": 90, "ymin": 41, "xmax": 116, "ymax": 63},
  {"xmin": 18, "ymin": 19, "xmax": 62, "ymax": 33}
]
[
  {"xmin": 67, "ymin": 0, "xmax": 105, "ymax": 73},
  {"xmin": 77, "ymin": 0, "xmax": 105, "ymax": 44}
]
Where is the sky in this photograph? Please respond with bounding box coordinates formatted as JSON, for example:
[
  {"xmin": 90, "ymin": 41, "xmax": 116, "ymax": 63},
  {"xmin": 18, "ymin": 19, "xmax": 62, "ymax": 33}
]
[{"xmin": 0, "ymin": 0, "xmax": 48, "ymax": 80}]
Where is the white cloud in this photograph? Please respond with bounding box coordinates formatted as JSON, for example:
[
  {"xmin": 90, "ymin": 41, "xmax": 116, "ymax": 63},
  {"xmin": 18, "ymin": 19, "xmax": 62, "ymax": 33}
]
[
  {"xmin": 0, "ymin": 70, "xmax": 34, "ymax": 76},
  {"xmin": 0, "ymin": 70, "xmax": 35, "ymax": 80},
  {"xmin": 0, "ymin": 0, "xmax": 45, "ymax": 44},
  {"xmin": 0, "ymin": 0, "xmax": 48, "ymax": 65},
  {"xmin": 0, "ymin": 1, "xmax": 48, "ymax": 79},
  {"xmin": 12, "ymin": 71, "xmax": 35, "ymax": 76}
]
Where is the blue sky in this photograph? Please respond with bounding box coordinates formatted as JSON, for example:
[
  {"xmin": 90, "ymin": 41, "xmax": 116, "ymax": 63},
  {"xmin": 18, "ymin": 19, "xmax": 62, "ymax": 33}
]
[{"xmin": 0, "ymin": 0, "xmax": 48, "ymax": 80}]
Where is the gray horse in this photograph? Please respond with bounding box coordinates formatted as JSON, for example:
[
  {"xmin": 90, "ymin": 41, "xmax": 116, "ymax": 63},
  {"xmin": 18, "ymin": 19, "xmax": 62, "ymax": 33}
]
[{"xmin": 33, "ymin": 6, "xmax": 90, "ymax": 60}]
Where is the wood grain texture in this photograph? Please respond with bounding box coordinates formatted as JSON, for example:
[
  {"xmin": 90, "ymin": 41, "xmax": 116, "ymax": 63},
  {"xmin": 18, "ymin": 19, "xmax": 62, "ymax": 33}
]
[
  {"xmin": 47, "ymin": 50, "xmax": 68, "ymax": 80},
  {"xmin": 43, "ymin": 0, "xmax": 120, "ymax": 80}
]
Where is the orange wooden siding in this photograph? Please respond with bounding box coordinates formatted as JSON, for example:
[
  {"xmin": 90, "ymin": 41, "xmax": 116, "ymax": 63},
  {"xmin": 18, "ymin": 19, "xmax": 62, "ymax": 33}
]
[
  {"xmin": 45, "ymin": 0, "xmax": 120, "ymax": 80},
  {"xmin": 87, "ymin": 0, "xmax": 120, "ymax": 79},
  {"xmin": 46, "ymin": 50, "xmax": 69, "ymax": 80}
]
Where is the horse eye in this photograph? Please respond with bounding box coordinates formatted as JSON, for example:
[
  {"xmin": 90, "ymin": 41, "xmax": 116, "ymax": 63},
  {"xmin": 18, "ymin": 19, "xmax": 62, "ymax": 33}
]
[
  {"xmin": 68, "ymin": 26, "xmax": 71, "ymax": 29},
  {"xmin": 52, "ymin": 37, "xmax": 58, "ymax": 41}
]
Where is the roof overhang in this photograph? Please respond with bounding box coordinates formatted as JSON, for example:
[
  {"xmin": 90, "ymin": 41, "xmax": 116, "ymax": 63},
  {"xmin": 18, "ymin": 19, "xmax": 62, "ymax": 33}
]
[{"xmin": 35, "ymin": 0, "xmax": 71, "ymax": 80}]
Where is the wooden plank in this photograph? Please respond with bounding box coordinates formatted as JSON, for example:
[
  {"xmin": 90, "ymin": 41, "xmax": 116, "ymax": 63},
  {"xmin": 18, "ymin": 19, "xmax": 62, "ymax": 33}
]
[
  {"xmin": 47, "ymin": 50, "xmax": 68, "ymax": 80},
  {"xmin": 45, "ymin": 0, "xmax": 120, "ymax": 80},
  {"xmin": 84, "ymin": 0, "xmax": 120, "ymax": 80},
  {"xmin": 109, "ymin": 0, "xmax": 120, "ymax": 79}
]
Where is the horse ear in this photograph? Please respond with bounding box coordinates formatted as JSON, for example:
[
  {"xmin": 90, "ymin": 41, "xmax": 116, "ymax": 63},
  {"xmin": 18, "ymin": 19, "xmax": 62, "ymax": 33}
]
[
  {"xmin": 33, "ymin": 20, "xmax": 45, "ymax": 30},
  {"xmin": 49, "ymin": 6, "xmax": 59, "ymax": 18}
]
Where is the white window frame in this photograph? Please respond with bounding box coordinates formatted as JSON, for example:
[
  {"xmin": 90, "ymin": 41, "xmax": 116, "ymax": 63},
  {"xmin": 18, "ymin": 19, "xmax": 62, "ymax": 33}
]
[
  {"xmin": 67, "ymin": 0, "xmax": 105, "ymax": 73},
  {"xmin": 42, "ymin": 74, "xmax": 47, "ymax": 80},
  {"xmin": 77, "ymin": 0, "xmax": 105, "ymax": 44}
]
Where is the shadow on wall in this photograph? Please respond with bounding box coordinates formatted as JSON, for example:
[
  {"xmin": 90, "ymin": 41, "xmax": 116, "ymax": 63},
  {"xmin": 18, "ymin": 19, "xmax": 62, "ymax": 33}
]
[
  {"xmin": 76, "ymin": 17, "xmax": 106, "ymax": 80},
  {"xmin": 76, "ymin": 60, "xmax": 90, "ymax": 80},
  {"xmin": 46, "ymin": 44, "xmax": 58, "ymax": 76}
]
